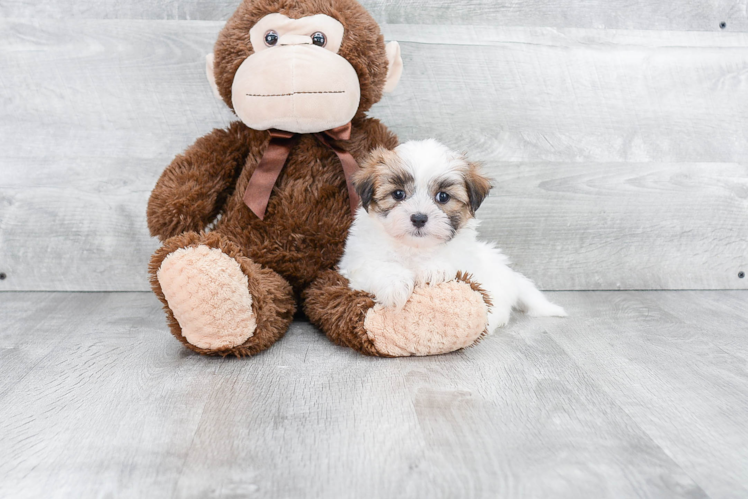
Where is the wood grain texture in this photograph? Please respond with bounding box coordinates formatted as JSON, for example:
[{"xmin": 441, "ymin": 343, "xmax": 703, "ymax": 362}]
[
  {"xmin": 1, "ymin": 0, "xmax": 746, "ymax": 33},
  {"xmin": 2, "ymin": 158, "xmax": 746, "ymax": 292},
  {"xmin": 0, "ymin": 157, "xmax": 161, "ymax": 291},
  {"xmin": 3, "ymin": 21, "xmax": 748, "ymax": 164},
  {"xmin": 380, "ymin": 25, "xmax": 748, "ymax": 164},
  {"xmin": 2, "ymin": 20, "xmax": 747, "ymax": 291},
  {"xmin": 0, "ymin": 292, "xmax": 222, "ymax": 498},
  {"xmin": 545, "ymin": 291, "xmax": 748, "ymax": 498},
  {"xmin": 6, "ymin": 290, "xmax": 748, "ymax": 497},
  {"xmin": 0, "ymin": 20, "xmax": 233, "ymax": 161},
  {"xmin": 480, "ymin": 161, "xmax": 748, "ymax": 291},
  {"xmin": 0, "ymin": 292, "xmax": 108, "ymax": 399}
]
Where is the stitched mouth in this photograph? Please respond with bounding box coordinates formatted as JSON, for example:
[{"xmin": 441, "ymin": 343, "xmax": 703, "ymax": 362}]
[{"xmin": 246, "ymin": 91, "xmax": 345, "ymax": 97}]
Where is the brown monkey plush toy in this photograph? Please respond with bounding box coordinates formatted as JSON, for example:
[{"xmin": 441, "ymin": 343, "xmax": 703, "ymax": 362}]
[{"xmin": 147, "ymin": 0, "xmax": 491, "ymax": 358}]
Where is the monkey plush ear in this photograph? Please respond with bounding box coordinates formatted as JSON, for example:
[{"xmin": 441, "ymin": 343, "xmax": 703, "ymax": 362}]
[
  {"xmin": 383, "ymin": 41, "xmax": 403, "ymax": 93},
  {"xmin": 205, "ymin": 53, "xmax": 222, "ymax": 99}
]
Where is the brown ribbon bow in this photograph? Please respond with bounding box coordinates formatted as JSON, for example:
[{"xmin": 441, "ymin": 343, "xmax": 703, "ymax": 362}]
[{"xmin": 243, "ymin": 123, "xmax": 360, "ymax": 220}]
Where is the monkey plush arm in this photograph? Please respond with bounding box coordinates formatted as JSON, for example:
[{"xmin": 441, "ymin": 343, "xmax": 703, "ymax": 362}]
[{"xmin": 147, "ymin": 122, "xmax": 255, "ymax": 241}]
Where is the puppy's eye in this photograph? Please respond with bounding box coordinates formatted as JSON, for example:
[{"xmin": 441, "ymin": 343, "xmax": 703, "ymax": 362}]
[
  {"xmin": 264, "ymin": 30, "xmax": 279, "ymax": 47},
  {"xmin": 311, "ymin": 32, "xmax": 326, "ymax": 47},
  {"xmin": 392, "ymin": 190, "xmax": 406, "ymax": 201},
  {"xmin": 435, "ymin": 192, "xmax": 451, "ymax": 204}
]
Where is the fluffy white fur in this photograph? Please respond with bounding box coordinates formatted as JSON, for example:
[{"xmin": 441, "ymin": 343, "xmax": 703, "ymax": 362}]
[{"xmin": 339, "ymin": 139, "xmax": 567, "ymax": 334}]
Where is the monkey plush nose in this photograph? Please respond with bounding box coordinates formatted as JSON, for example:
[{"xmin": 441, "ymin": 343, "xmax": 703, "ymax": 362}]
[{"xmin": 411, "ymin": 213, "xmax": 428, "ymax": 228}]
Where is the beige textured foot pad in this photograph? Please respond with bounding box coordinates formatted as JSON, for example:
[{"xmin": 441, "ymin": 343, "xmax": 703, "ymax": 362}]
[
  {"xmin": 157, "ymin": 245, "xmax": 257, "ymax": 350},
  {"xmin": 364, "ymin": 280, "xmax": 488, "ymax": 357}
]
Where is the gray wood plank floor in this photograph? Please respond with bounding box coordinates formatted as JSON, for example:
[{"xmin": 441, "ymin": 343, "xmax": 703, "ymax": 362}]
[{"xmin": 1, "ymin": 291, "xmax": 746, "ymax": 498}]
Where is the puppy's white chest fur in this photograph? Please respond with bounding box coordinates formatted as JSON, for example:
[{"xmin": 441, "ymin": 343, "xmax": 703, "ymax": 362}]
[{"xmin": 383, "ymin": 239, "xmax": 457, "ymax": 286}]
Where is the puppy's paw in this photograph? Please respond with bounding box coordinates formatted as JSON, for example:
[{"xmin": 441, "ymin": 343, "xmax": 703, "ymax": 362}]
[
  {"xmin": 488, "ymin": 303, "xmax": 512, "ymax": 333},
  {"xmin": 373, "ymin": 277, "xmax": 415, "ymax": 310},
  {"xmin": 415, "ymin": 262, "xmax": 457, "ymax": 287}
]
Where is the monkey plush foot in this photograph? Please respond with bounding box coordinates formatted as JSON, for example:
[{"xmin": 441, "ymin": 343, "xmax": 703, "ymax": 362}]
[
  {"xmin": 150, "ymin": 232, "xmax": 295, "ymax": 357},
  {"xmin": 363, "ymin": 276, "xmax": 489, "ymax": 356},
  {"xmin": 158, "ymin": 245, "xmax": 257, "ymax": 350},
  {"xmin": 304, "ymin": 271, "xmax": 490, "ymax": 357}
]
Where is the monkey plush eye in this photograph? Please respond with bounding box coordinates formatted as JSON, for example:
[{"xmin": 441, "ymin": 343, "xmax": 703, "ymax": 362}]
[
  {"xmin": 392, "ymin": 190, "xmax": 406, "ymax": 201},
  {"xmin": 264, "ymin": 30, "xmax": 279, "ymax": 46},
  {"xmin": 311, "ymin": 32, "xmax": 327, "ymax": 47},
  {"xmin": 435, "ymin": 192, "xmax": 451, "ymax": 204}
]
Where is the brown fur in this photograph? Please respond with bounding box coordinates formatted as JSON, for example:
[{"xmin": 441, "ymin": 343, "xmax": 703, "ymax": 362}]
[
  {"xmin": 302, "ymin": 269, "xmax": 387, "ymax": 357},
  {"xmin": 432, "ymin": 160, "xmax": 493, "ymax": 231},
  {"xmin": 148, "ymin": 0, "xmax": 402, "ymax": 357},
  {"xmin": 425, "ymin": 170, "xmax": 476, "ymax": 234},
  {"xmin": 464, "ymin": 161, "xmax": 493, "ymax": 215},
  {"xmin": 353, "ymin": 147, "xmax": 411, "ymax": 214}
]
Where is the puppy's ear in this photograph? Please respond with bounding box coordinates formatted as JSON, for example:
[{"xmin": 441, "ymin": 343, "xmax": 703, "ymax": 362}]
[
  {"xmin": 354, "ymin": 147, "xmax": 388, "ymax": 212},
  {"xmin": 354, "ymin": 172, "xmax": 376, "ymax": 212},
  {"xmin": 465, "ymin": 161, "xmax": 493, "ymax": 214}
]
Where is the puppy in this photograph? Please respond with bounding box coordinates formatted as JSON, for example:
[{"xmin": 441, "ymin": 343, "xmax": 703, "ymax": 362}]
[{"xmin": 338, "ymin": 139, "xmax": 566, "ymax": 334}]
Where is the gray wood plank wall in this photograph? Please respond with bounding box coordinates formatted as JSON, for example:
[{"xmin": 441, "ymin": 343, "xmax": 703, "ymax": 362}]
[{"xmin": 1, "ymin": 4, "xmax": 747, "ymax": 291}]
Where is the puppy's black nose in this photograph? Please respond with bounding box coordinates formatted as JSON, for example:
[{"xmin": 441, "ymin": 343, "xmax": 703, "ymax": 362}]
[{"xmin": 411, "ymin": 213, "xmax": 428, "ymax": 228}]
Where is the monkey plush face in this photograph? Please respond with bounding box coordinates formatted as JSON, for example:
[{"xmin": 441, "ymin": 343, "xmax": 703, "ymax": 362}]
[{"xmin": 207, "ymin": 0, "xmax": 403, "ymax": 134}]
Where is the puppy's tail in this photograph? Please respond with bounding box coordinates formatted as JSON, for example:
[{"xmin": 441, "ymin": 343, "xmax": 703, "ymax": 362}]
[{"xmin": 515, "ymin": 273, "xmax": 567, "ymax": 317}]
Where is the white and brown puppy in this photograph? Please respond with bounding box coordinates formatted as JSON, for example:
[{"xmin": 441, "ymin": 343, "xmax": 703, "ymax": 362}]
[{"xmin": 338, "ymin": 139, "xmax": 566, "ymax": 334}]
